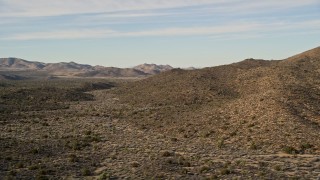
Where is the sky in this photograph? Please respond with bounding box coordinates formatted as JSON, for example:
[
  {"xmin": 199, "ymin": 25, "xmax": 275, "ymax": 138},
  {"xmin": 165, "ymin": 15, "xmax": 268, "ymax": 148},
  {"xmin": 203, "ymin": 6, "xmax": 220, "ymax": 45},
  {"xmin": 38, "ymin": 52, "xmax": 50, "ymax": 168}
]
[{"xmin": 0, "ymin": 0, "xmax": 319, "ymax": 68}]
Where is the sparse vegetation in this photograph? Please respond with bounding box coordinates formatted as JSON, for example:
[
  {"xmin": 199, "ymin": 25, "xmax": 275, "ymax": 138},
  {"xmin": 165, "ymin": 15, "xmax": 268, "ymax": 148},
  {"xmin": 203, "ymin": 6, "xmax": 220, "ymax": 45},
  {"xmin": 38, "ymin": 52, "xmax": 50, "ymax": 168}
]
[
  {"xmin": 220, "ymin": 168, "xmax": 232, "ymax": 175},
  {"xmin": 283, "ymin": 146, "xmax": 299, "ymax": 154},
  {"xmin": 1, "ymin": 47, "xmax": 320, "ymax": 179},
  {"xmin": 217, "ymin": 139, "xmax": 225, "ymax": 149},
  {"xmin": 81, "ymin": 168, "xmax": 91, "ymax": 176},
  {"xmin": 300, "ymin": 143, "xmax": 313, "ymax": 153}
]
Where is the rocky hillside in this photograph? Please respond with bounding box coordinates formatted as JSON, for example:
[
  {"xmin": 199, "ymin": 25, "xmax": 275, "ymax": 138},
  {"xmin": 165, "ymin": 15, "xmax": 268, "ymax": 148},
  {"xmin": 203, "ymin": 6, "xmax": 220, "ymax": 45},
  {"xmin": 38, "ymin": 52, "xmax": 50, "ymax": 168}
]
[
  {"xmin": 0, "ymin": 58, "xmax": 45, "ymax": 70},
  {"xmin": 116, "ymin": 46, "xmax": 320, "ymax": 153},
  {"xmin": 77, "ymin": 67, "xmax": 148, "ymax": 78},
  {"xmin": 134, "ymin": 63, "xmax": 173, "ymax": 75},
  {"xmin": 0, "ymin": 58, "xmax": 172, "ymax": 78}
]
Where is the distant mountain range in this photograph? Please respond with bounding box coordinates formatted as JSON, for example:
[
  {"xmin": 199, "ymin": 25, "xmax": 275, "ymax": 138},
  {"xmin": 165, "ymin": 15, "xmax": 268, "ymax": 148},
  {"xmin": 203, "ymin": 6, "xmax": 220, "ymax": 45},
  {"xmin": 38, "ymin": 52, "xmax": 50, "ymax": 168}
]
[{"xmin": 0, "ymin": 58, "xmax": 174, "ymax": 79}]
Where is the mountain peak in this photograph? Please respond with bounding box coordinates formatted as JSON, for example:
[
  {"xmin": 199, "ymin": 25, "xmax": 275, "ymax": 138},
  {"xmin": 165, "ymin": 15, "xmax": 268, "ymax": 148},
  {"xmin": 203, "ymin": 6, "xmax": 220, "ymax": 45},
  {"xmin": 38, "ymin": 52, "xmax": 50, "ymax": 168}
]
[{"xmin": 134, "ymin": 63, "xmax": 173, "ymax": 75}]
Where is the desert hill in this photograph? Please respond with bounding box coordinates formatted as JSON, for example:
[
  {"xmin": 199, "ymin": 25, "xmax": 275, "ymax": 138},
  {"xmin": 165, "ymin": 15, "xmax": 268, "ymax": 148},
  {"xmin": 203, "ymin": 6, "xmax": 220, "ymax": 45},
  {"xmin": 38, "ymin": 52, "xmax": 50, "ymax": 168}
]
[
  {"xmin": 0, "ymin": 58, "xmax": 172, "ymax": 78},
  {"xmin": 116, "ymin": 47, "xmax": 320, "ymax": 153},
  {"xmin": 77, "ymin": 67, "xmax": 149, "ymax": 77},
  {"xmin": 134, "ymin": 63, "xmax": 173, "ymax": 75},
  {"xmin": 0, "ymin": 58, "xmax": 45, "ymax": 70},
  {"xmin": 285, "ymin": 46, "xmax": 320, "ymax": 63}
]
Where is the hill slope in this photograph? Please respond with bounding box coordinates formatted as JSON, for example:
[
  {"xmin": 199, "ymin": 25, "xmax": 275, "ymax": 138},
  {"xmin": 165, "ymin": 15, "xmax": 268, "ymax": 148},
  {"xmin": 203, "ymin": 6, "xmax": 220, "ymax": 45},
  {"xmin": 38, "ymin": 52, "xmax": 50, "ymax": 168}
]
[
  {"xmin": 0, "ymin": 58, "xmax": 45, "ymax": 69},
  {"xmin": 77, "ymin": 67, "xmax": 148, "ymax": 77},
  {"xmin": 116, "ymin": 47, "xmax": 320, "ymax": 153}
]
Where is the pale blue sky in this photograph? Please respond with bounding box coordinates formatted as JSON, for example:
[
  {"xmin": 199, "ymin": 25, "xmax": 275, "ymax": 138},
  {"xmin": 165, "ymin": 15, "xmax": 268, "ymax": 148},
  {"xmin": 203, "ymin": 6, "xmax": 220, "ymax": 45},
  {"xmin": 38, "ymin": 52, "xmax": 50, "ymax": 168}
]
[{"xmin": 0, "ymin": 0, "xmax": 319, "ymax": 67}]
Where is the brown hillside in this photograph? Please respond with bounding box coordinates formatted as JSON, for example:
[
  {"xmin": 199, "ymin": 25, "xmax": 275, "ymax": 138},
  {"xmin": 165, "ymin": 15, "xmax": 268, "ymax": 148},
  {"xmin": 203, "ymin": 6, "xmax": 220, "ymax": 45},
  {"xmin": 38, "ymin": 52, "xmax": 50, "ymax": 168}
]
[
  {"xmin": 115, "ymin": 47, "xmax": 320, "ymax": 153},
  {"xmin": 285, "ymin": 46, "xmax": 320, "ymax": 63},
  {"xmin": 76, "ymin": 67, "xmax": 148, "ymax": 77},
  {"xmin": 0, "ymin": 58, "xmax": 45, "ymax": 69}
]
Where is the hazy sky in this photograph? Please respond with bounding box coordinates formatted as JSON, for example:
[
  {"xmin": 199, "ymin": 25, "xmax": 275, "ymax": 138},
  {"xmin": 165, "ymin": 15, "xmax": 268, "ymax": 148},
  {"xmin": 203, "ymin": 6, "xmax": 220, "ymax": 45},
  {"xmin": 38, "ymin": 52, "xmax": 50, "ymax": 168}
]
[{"xmin": 0, "ymin": 0, "xmax": 319, "ymax": 68}]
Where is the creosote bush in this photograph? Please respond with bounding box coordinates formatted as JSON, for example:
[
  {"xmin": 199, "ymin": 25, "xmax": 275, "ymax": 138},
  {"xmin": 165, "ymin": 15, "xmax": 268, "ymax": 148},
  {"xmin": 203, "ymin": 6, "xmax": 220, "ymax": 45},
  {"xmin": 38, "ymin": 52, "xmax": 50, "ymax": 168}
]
[{"xmin": 283, "ymin": 146, "xmax": 298, "ymax": 154}]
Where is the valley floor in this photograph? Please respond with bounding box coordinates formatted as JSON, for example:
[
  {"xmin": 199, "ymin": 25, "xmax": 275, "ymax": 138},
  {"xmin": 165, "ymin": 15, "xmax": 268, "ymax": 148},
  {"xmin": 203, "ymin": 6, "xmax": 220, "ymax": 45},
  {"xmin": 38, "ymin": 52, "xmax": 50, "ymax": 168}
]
[{"xmin": 0, "ymin": 80, "xmax": 319, "ymax": 179}]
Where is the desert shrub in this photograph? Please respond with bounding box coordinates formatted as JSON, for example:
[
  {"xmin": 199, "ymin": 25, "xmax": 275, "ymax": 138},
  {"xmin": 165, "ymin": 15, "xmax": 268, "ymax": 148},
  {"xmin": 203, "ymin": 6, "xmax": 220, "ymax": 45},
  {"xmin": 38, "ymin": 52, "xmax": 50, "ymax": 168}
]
[
  {"xmin": 84, "ymin": 130, "xmax": 92, "ymax": 135},
  {"xmin": 171, "ymin": 137, "xmax": 178, "ymax": 142},
  {"xmin": 81, "ymin": 168, "xmax": 91, "ymax": 176},
  {"xmin": 217, "ymin": 139, "xmax": 224, "ymax": 148},
  {"xmin": 38, "ymin": 169, "xmax": 48, "ymax": 175},
  {"xmin": 162, "ymin": 151, "xmax": 173, "ymax": 157},
  {"xmin": 99, "ymin": 172, "xmax": 110, "ymax": 180},
  {"xmin": 220, "ymin": 168, "xmax": 231, "ymax": 175},
  {"xmin": 66, "ymin": 139, "xmax": 90, "ymax": 150},
  {"xmin": 5, "ymin": 156, "xmax": 12, "ymax": 161},
  {"xmin": 41, "ymin": 122, "xmax": 49, "ymax": 126},
  {"xmin": 230, "ymin": 131, "xmax": 237, "ymax": 136},
  {"xmin": 30, "ymin": 148, "xmax": 40, "ymax": 154},
  {"xmin": 131, "ymin": 161, "xmax": 140, "ymax": 167},
  {"xmin": 68, "ymin": 154, "xmax": 78, "ymax": 162},
  {"xmin": 300, "ymin": 143, "xmax": 313, "ymax": 151},
  {"xmin": 273, "ymin": 165, "xmax": 281, "ymax": 171},
  {"xmin": 28, "ymin": 165, "xmax": 40, "ymax": 170},
  {"xmin": 283, "ymin": 146, "xmax": 298, "ymax": 154},
  {"xmin": 177, "ymin": 156, "xmax": 191, "ymax": 167},
  {"xmin": 250, "ymin": 142, "xmax": 258, "ymax": 150},
  {"xmin": 199, "ymin": 165, "xmax": 210, "ymax": 173},
  {"xmin": 16, "ymin": 162, "xmax": 24, "ymax": 168},
  {"xmin": 248, "ymin": 123, "xmax": 255, "ymax": 128},
  {"xmin": 258, "ymin": 161, "xmax": 267, "ymax": 167},
  {"xmin": 35, "ymin": 175, "xmax": 48, "ymax": 180},
  {"xmin": 8, "ymin": 170, "xmax": 17, "ymax": 176},
  {"xmin": 84, "ymin": 134, "xmax": 101, "ymax": 143}
]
